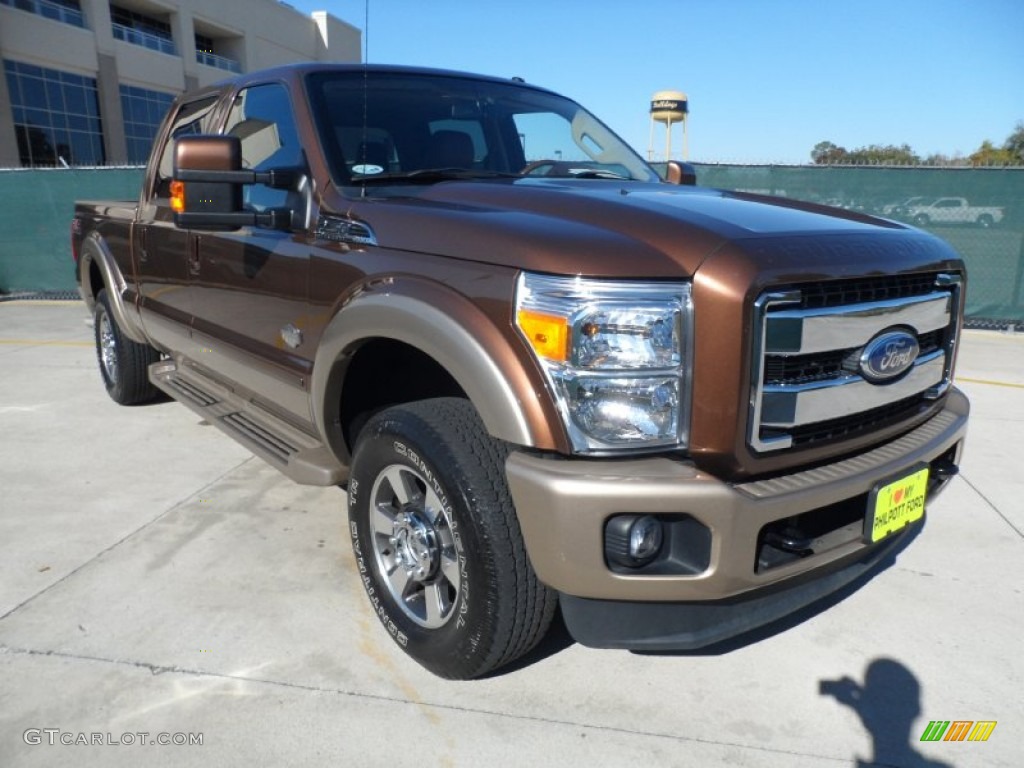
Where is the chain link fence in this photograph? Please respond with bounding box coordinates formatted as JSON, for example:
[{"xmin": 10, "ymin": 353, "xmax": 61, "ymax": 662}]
[
  {"xmin": 2, "ymin": 165, "xmax": 1022, "ymax": 328},
  {"xmin": 0, "ymin": 167, "xmax": 143, "ymax": 297},
  {"xmin": 690, "ymin": 164, "xmax": 1024, "ymax": 329}
]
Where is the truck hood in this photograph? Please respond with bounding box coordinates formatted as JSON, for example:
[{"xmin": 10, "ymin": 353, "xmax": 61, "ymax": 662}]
[{"xmin": 337, "ymin": 178, "xmax": 916, "ymax": 278}]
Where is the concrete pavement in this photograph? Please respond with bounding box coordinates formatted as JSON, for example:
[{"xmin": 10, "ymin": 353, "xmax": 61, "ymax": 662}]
[{"xmin": 1, "ymin": 301, "xmax": 1021, "ymax": 767}]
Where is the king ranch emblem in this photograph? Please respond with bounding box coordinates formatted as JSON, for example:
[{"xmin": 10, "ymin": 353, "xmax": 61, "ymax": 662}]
[{"xmin": 859, "ymin": 329, "xmax": 920, "ymax": 383}]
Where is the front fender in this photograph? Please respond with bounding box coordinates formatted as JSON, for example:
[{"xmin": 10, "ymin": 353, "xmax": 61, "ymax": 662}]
[{"xmin": 311, "ymin": 276, "xmax": 564, "ymax": 463}]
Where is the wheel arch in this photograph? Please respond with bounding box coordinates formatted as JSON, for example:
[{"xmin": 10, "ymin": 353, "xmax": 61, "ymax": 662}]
[
  {"xmin": 79, "ymin": 232, "xmax": 148, "ymax": 343},
  {"xmin": 312, "ymin": 277, "xmax": 564, "ymax": 465}
]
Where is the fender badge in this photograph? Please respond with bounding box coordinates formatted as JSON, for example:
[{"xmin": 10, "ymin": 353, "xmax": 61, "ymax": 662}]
[{"xmin": 281, "ymin": 324, "xmax": 303, "ymax": 349}]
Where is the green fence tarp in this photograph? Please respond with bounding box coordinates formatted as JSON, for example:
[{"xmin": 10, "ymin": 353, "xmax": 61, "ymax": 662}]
[
  {"xmin": 692, "ymin": 164, "xmax": 1024, "ymax": 325},
  {"xmin": 0, "ymin": 168, "xmax": 143, "ymax": 294},
  {"xmin": 2, "ymin": 165, "xmax": 1022, "ymax": 324}
]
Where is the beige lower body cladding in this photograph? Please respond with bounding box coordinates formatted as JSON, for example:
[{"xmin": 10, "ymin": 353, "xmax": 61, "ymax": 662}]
[{"xmin": 506, "ymin": 388, "xmax": 969, "ymax": 605}]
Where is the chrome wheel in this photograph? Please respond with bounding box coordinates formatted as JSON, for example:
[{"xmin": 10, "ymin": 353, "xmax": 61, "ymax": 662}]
[
  {"xmin": 349, "ymin": 399, "xmax": 557, "ymax": 678},
  {"xmin": 369, "ymin": 464, "xmax": 460, "ymax": 629},
  {"xmin": 97, "ymin": 309, "xmax": 119, "ymax": 386}
]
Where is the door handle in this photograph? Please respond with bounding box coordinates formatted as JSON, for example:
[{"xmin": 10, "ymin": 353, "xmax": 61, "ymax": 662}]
[{"xmin": 188, "ymin": 234, "xmax": 201, "ymax": 275}]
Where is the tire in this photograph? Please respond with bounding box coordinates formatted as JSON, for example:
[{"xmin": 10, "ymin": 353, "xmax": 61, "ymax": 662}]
[
  {"xmin": 913, "ymin": 214, "xmax": 930, "ymax": 227},
  {"xmin": 347, "ymin": 397, "xmax": 557, "ymax": 679},
  {"xmin": 977, "ymin": 214, "xmax": 993, "ymax": 228},
  {"xmin": 94, "ymin": 288, "xmax": 162, "ymax": 405}
]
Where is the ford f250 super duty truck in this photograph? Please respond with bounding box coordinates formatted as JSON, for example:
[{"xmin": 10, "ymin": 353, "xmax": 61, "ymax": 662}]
[{"xmin": 73, "ymin": 64, "xmax": 969, "ymax": 679}]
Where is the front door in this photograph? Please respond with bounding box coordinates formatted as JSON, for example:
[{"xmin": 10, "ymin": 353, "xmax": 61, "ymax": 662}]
[
  {"xmin": 135, "ymin": 95, "xmax": 219, "ymax": 352},
  {"xmin": 188, "ymin": 82, "xmax": 314, "ymax": 426}
]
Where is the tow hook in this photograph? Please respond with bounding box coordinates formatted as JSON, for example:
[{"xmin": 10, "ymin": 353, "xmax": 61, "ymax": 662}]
[{"xmin": 930, "ymin": 458, "xmax": 959, "ymax": 479}]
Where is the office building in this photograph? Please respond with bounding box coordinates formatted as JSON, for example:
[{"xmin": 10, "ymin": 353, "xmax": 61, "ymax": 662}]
[{"xmin": 0, "ymin": 0, "xmax": 361, "ymax": 166}]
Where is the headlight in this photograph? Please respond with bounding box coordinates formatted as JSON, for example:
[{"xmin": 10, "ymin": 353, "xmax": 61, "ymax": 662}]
[{"xmin": 515, "ymin": 272, "xmax": 692, "ymax": 454}]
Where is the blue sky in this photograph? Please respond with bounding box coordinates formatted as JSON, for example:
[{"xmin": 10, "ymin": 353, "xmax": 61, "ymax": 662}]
[{"xmin": 291, "ymin": 0, "xmax": 1023, "ymax": 164}]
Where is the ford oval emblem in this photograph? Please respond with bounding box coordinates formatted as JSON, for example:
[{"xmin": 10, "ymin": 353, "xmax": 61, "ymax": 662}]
[{"xmin": 859, "ymin": 330, "xmax": 919, "ymax": 383}]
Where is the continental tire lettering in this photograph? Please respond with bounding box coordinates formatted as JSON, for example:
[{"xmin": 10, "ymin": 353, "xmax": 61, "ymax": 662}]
[
  {"xmin": 456, "ymin": 553, "xmax": 469, "ymax": 628},
  {"xmin": 351, "ymin": 511, "xmax": 408, "ymax": 647}
]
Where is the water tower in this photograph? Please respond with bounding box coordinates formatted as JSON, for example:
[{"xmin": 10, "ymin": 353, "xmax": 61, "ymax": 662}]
[{"xmin": 648, "ymin": 90, "xmax": 689, "ymax": 162}]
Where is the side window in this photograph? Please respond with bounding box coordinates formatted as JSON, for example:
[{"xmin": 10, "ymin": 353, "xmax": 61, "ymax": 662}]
[
  {"xmin": 154, "ymin": 96, "xmax": 219, "ymax": 199},
  {"xmin": 224, "ymin": 83, "xmax": 302, "ymax": 211}
]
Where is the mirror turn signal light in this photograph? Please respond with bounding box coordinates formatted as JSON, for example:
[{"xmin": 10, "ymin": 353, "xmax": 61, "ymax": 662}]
[{"xmin": 169, "ymin": 180, "xmax": 186, "ymax": 213}]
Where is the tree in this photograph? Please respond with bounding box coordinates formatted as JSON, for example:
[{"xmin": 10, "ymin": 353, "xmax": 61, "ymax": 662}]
[
  {"xmin": 922, "ymin": 152, "xmax": 967, "ymax": 167},
  {"xmin": 846, "ymin": 144, "xmax": 921, "ymax": 165},
  {"xmin": 969, "ymin": 139, "xmax": 1016, "ymax": 167},
  {"xmin": 810, "ymin": 122, "xmax": 1024, "ymax": 166},
  {"xmin": 811, "ymin": 141, "xmax": 848, "ymax": 164},
  {"xmin": 1003, "ymin": 121, "xmax": 1024, "ymax": 164},
  {"xmin": 811, "ymin": 141, "xmax": 920, "ymax": 165}
]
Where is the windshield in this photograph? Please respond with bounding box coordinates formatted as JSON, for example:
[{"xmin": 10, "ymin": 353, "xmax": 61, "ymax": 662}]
[{"xmin": 305, "ymin": 70, "xmax": 659, "ymax": 186}]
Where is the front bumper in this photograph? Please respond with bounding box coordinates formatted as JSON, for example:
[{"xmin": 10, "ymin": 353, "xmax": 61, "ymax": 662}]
[
  {"xmin": 559, "ymin": 527, "xmax": 915, "ymax": 650},
  {"xmin": 506, "ymin": 388, "xmax": 968, "ymax": 647}
]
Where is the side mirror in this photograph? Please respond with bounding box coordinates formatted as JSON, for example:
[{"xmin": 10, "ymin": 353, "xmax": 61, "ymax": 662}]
[
  {"xmin": 172, "ymin": 135, "xmax": 300, "ymax": 230},
  {"xmin": 172, "ymin": 135, "xmax": 243, "ymax": 229},
  {"xmin": 665, "ymin": 161, "xmax": 698, "ymax": 186}
]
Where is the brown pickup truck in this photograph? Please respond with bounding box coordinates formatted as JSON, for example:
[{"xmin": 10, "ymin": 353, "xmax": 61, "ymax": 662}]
[{"xmin": 73, "ymin": 63, "xmax": 969, "ymax": 679}]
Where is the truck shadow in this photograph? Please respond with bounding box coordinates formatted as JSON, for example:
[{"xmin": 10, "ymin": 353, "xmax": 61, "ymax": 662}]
[
  {"xmin": 637, "ymin": 523, "xmax": 921, "ymax": 657},
  {"xmin": 488, "ymin": 524, "xmax": 925, "ymax": 678},
  {"xmin": 482, "ymin": 608, "xmax": 575, "ymax": 679}
]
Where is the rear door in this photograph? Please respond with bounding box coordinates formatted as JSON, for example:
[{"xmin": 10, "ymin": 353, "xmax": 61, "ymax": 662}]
[{"xmin": 188, "ymin": 81, "xmax": 313, "ymax": 425}]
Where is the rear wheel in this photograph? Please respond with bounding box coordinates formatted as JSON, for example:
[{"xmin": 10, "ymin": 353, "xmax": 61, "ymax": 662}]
[
  {"xmin": 977, "ymin": 214, "xmax": 994, "ymax": 228},
  {"xmin": 94, "ymin": 289, "xmax": 161, "ymax": 405},
  {"xmin": 347, "ymin": 397, "xmax": 556, "ymax": 679}
]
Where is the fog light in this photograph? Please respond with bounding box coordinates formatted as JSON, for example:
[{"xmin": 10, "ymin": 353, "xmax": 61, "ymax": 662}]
[{"xmin": 605, "ymin": 514, "xmax": 664, "ymax": 568}]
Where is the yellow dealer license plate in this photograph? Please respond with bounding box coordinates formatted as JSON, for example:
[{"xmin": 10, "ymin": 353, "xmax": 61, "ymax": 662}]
[{"xmin": 865, "ymin": 465, "xmax": 929, "ymax": 543}]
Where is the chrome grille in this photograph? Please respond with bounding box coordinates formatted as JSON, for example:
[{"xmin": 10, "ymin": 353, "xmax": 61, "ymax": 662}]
[
  {"xmin": 749, "ymin": 273, "xmax": 962, "ymax": 452},
  {"xmin": 762, "ymin": 329, "xmax": 944, "ymax": 386},
  {"xmin": 794, "ymin": 273, "xmax": 940, "ymax": 310}
]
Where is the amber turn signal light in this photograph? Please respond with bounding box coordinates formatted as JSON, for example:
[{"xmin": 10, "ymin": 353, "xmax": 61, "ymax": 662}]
[
  {"xmin": 517, "ymin": 309, "xmax": 569, "ymax": 362},
  {"xmin": 169, "ymin": 180, "xmax": 186, "ymax": 213}
]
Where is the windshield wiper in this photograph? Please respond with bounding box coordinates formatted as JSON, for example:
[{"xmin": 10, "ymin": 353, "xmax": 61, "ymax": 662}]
[
  {"xmin": 562, "ymin": 169, "xmax": 630, "ymax": 180},
  {"xmin": 354, "ymin": 168, "xmax": 520, "ymax": 184}
]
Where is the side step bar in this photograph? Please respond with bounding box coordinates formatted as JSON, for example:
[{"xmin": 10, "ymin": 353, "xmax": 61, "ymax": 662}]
[{"xmin": 149, "ymin": 358, "xmax": 347, "ymax": 486}]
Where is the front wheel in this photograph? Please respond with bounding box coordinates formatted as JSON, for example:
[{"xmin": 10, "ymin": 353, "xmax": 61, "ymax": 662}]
[
  {"xmin": 347, "ymin": 398, "xmax": 556, "ymax": 679},
  {"xmin": 94, "ymin": 289, "xmax": 161, "ymax": 405}
]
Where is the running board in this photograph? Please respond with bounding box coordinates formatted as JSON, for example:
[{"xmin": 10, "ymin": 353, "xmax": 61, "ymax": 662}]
[{"xmin": 149, "ymin": 359, "xmax": 347, "ymax": 486}]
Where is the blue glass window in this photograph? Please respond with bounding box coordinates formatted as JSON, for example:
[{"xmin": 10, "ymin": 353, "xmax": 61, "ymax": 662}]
[
  {"xmin": 119, "ymin": 84, "xmax": 175, "ymax": 165},
  {"xmin": 3, "ymin": 58, "xmax": 104, "ymax": 166},
  {"xmin": 0, "ymin": 0, "xmax": 85, "ymax": 29}
]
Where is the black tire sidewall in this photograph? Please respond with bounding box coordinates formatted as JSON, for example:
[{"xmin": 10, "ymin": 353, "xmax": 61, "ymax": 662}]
[
  {"xmin": 94, "ymin": 290, "xmax": 125, "ymax": 401},
  {"xmin": 348, "ymin": 411, "xmax": 506, "ymax": 679}
]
